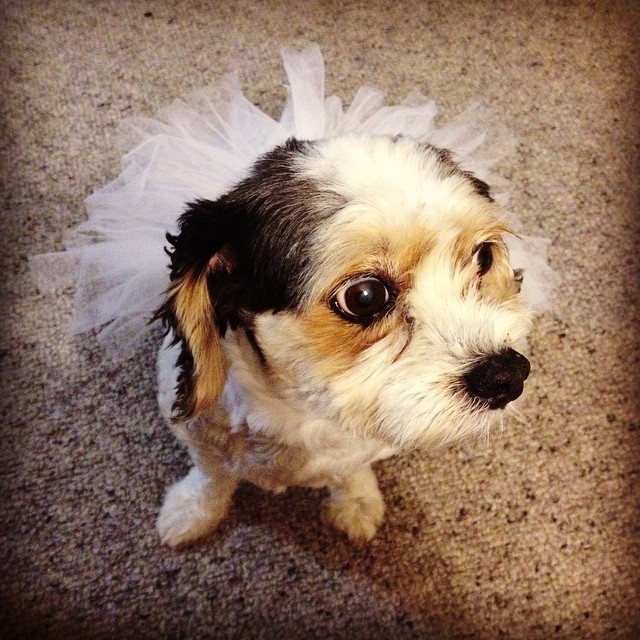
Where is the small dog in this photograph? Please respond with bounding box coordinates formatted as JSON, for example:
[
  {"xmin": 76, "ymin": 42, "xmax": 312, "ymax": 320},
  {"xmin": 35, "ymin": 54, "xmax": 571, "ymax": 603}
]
[{"xmin": 154, "ymin": 134, "xmax": 532, "ymax": 547}]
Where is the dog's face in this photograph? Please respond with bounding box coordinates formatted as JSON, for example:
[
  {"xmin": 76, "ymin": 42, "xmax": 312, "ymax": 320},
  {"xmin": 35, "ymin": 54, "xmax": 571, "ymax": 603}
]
[{"xmin": 157, "ymin": 135, "xmax": 531, "ymax": 450}]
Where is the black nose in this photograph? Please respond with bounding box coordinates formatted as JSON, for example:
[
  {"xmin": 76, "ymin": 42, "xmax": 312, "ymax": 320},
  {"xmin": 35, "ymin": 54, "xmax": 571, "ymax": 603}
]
[{"xmin": 464, "ymin": 349, "xmax": 531, "ymax": 410}]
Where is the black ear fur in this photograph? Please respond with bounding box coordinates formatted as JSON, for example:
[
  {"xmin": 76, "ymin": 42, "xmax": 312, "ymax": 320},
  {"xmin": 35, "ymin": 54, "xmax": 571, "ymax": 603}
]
[
  {"xmin": 152, "ymin": 138, "xmax": 334, "ymax": 420},
  {"xmin": 421, "ymin": 142, "xmax": 494, "ymax": 202},
  {"xmin": 154, "ymin": 199, "xmax": 246, "ymax": 420},
  {"xmin": 162, "ymin": 199, "xmax": 245, "ymax": 281}
]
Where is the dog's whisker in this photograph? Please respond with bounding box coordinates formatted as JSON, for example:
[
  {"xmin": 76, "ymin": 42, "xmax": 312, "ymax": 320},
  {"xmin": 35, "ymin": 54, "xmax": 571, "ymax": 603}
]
[{"xmin": 507, "ymin": 403, "xmax": 531, "ymax": 427}]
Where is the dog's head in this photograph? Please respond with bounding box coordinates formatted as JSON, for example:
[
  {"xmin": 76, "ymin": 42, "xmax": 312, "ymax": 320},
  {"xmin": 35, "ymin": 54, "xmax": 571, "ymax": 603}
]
[{"xmin": 156, "ymin": 134, "xmax": 531, "ymax": 449}]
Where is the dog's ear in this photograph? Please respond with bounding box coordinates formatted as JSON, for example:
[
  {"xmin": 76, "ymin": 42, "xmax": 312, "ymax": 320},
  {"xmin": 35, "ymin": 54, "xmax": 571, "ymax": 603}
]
[
  {"xmin": 420, "ymin": 142, "xmax": 494, "ymax": 202},
  {"xmin": 154, "ymin": 198, "xmax": 245, "ymax": 421}
]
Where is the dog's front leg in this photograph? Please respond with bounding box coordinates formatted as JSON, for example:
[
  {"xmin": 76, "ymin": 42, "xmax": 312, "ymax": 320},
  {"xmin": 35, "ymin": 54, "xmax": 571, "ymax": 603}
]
[
  {"xmin": 157, "ymin": 449, "xmax": 239, "ymax": 548},
  {"xmin": 325, "ymin": 466, "xmax": 385, "ymax": 543}
]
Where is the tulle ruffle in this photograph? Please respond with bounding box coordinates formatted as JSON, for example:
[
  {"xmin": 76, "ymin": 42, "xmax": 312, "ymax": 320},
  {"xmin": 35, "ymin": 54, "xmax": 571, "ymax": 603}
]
[{"xmin": 31, "ymin": 44, "xmax": 554, "ymax": 356}]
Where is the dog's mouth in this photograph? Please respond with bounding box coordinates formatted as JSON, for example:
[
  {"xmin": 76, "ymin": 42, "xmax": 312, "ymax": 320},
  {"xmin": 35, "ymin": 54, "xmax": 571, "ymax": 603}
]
[{"xmin": 463, "ymin": 348, "xmax": 531, "ymax": 410}]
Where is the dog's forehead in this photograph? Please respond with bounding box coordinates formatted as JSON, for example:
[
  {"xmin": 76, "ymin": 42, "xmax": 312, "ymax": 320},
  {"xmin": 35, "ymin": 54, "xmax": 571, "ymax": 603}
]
[
  {"xmin": 297, "ymin": 135, "xmax": 488, "ymax": 217},
  {"xmin": 295, "ymin": 135, "xmax": 506, "ymax": 286}
]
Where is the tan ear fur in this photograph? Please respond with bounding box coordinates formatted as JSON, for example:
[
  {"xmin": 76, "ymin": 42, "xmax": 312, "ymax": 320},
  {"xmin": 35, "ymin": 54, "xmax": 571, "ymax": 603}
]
[{"xmin": 169, "ymin": 253, "xmax": 232, "ymax": 418}]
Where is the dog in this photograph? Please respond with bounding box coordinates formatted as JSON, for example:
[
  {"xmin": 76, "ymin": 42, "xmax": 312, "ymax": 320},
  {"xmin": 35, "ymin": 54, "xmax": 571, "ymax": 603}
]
[{"xmin": 154, "ymin": 133, "xmax": 532, "ymax": 547}]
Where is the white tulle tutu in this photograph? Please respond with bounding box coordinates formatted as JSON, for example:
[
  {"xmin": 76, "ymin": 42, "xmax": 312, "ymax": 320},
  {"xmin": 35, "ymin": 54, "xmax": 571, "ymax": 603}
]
[{"xmin": 31, "ymin": 45, "xmax": 554, "ymax": 357}]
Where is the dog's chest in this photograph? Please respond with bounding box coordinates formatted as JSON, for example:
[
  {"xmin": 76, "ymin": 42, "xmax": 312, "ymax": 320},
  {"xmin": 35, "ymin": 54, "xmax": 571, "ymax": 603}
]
[
  {"xmin": 237, "ymin": 430, "xmax": 396, "ymax": 493},
  {"xmin": 218, "ymin": 376, "xmax": 396, "ymax": 492}
]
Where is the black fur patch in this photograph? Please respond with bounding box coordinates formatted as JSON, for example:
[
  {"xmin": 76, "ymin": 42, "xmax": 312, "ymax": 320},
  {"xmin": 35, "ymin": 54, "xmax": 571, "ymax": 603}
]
[
  {"xmin": 153, "ymin": 138, "xmax": 345, "ymax": 417},
  {"xmin": 218, "ymin": 138, "xmax": 347, "ymax": 313}
]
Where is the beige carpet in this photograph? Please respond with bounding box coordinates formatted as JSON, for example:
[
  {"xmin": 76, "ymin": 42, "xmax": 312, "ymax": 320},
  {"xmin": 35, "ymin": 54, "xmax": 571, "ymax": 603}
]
[{"xmin": 1, "ymin": 1, "xmax": 638, "ymax": 638}]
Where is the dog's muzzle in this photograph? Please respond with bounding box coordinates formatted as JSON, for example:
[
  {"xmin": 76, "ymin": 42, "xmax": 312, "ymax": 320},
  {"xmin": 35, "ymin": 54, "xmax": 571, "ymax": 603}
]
[{"xmin": 464, "ymin": 348, "xmax": 531, "ymax": 410}]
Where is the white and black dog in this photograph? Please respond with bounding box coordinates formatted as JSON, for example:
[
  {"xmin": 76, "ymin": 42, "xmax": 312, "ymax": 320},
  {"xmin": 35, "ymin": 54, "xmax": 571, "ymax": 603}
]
[{"xmin": 154, "ymin": 133, "xmax": 531, "ymax": 547}]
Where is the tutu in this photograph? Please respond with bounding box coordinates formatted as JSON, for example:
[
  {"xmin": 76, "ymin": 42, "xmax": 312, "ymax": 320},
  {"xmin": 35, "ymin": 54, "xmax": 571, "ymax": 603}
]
[{"xmin": 31, "ymin": 45, "xmax": 555, "ymax": 357}]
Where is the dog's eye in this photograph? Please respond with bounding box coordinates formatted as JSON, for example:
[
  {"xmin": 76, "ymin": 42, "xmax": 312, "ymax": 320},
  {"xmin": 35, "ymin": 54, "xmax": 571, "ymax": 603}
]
[
  {"xmin": 331, "ymin": 277, "xmax": 391, "ymax": 322},
  {"xmin": 473, "ymin": 242, "xmax": 494, "ymax": 276}
]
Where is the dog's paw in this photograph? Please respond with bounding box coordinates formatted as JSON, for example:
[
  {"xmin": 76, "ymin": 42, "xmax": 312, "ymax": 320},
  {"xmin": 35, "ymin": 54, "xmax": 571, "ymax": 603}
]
[
  {"xmin": 156, "ymin": 467, "xmax": 233, "ymax": 548},
  {"xmin": 325, "ymin": 493, "xmax": 385, "ymax": 543},
  {"xmin": 325, "ymin": 468, "xmax": 385, "ymax": 544}
]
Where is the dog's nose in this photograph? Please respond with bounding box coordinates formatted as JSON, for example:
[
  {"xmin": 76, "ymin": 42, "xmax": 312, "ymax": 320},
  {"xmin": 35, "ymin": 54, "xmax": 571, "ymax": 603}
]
[{"xmin": 464, "ymin": 349, "xmax": 531, "ymax": 409}]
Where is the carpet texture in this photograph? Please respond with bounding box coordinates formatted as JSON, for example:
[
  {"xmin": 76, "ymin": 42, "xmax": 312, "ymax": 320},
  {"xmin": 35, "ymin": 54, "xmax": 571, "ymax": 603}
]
[{"xmin": 1, "ymin": 1, "xmax": 639, "ymax": 638}]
